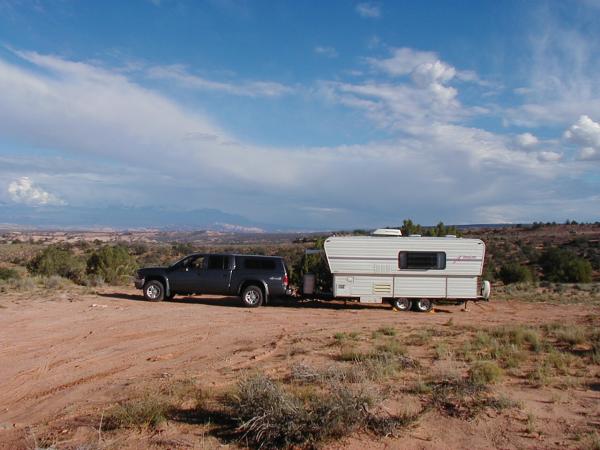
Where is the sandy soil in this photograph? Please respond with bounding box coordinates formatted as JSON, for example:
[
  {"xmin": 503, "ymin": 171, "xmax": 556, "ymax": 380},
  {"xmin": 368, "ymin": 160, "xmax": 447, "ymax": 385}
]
[{"xmin": 1, "ymin": 289, "xmax": 599, "ymax": 449}]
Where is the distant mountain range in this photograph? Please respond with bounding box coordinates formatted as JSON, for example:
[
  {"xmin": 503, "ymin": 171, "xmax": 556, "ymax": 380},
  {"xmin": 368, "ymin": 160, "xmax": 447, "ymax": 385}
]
[{"xmin": 0, "ymin": 203, "xmax": 271, "ymax": 232}]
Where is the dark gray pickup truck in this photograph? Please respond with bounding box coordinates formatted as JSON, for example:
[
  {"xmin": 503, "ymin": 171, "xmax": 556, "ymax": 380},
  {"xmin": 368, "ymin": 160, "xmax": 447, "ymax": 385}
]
[{"xmin": 134, "ymin": 253, "xmax": 290, "ymax": 307}]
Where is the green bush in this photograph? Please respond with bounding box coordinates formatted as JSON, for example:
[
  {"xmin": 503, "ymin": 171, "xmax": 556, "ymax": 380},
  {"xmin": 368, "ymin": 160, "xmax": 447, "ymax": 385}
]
[
  {"xmin": 539, "ymin": 248, "xmax": 592, "ymax": 283},
  {"xmin": 0, "ymin": 267, "xmax": 19, "ymax": 281},
  {"xmin": 86, "ymin": 245, "xmax": 137, "ymax": 285},
  {"xmin": 27, "ymin": 245, "xmax": 85, "ymax": 282},
  {"xmin": 498, "ymin": 263, "xmax": 533, "ymax": 284}
]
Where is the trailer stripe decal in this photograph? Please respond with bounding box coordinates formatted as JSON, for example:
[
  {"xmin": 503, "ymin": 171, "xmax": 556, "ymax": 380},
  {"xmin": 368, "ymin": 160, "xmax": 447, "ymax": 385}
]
[
  {"xmin": 328, "ymin": 256, "xmax": 397, "ymax": 260},
  {"xmin": 328, "ymin": 256, "xmax": 482, "ymax": 262}
]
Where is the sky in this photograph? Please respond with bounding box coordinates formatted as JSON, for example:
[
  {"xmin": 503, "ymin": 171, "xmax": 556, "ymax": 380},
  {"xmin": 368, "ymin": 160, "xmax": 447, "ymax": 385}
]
[{"xmin": 0, "ymin": 0, "xmax": 599, "ymax": 230}]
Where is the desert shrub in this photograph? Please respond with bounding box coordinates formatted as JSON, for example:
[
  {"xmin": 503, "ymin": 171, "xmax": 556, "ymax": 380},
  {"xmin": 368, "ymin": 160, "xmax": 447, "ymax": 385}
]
[
  {"xmin": 0, "ymin": 267, "xmax": 19, "ymax": 281},
  {"xmin": 0, "ymin": 276, "xmax": 37, "ymax": 292},
  {"xmin": 27, "ymin": 245, "xmax": 85, "ymax": 282},
  {"xmin": 104, "ymin": 393, "xmax": 171, "ymax": 430},
  {"xmin": 86, "ymin": 245, "xmax": 137, "ymax": 285},
  {"xmin": 498, "ymin": 263, "xmax": 533, "ymax": 284},
  {"xmin": 539, "ymin": 248, "xmax": 592, "ymax": 283},
  {"xmin": 84, "ymin": 274, "xmax": 105, "ymax": 287},
  {"xmin": 228, "ymin": 373, "xmax": 413, "ymax": 448},
  {"xmin": 469, "ymin": 361, "xmax": 503, "ymax": 385},
  {"xmin": 42, "ymin": 275, "xmax": 72, "ymax": 290}
]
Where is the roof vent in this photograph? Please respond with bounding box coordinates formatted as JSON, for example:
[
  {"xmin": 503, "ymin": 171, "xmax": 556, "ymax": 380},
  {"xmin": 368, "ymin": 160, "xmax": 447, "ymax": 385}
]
[{"xmin": 372, "ymin": 228, "xmax": 402, "ymax": 237}]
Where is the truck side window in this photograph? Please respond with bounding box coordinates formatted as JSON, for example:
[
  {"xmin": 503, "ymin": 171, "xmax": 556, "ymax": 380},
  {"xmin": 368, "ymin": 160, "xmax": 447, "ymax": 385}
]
[
  {"xmin": 399, "ymin": 251, "xmax": 446, "ymax": 270},
  {"xmin": 244, "ymin": 258, "xmax": 276, "ymax": 270},
  {"xmin": 189, "ymin": 256, "xmax": 205, "ymax": 270},
  {"xmin": 207, "ymin": 255, "xmax": 228, "ymax": 270}
]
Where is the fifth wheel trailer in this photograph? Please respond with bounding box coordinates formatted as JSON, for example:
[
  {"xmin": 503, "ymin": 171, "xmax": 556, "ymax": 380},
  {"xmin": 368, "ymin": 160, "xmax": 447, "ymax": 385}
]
[{"xmin": 319, "ymin": 229, "xmax": 491, "ymax": 312}]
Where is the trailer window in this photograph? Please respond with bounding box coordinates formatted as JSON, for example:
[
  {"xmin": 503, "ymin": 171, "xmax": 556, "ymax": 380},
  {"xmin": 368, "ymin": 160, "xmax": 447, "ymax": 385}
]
[{"xmin": 398, "ymin": 251, "xmax": 446, "ymax": 270}]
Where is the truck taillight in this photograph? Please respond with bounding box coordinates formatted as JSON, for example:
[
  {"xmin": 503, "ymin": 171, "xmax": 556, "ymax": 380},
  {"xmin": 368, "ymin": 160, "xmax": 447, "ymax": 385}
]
[{"xmin": 283, "ymin": 274, "xmax": 289, "ymax": 286}]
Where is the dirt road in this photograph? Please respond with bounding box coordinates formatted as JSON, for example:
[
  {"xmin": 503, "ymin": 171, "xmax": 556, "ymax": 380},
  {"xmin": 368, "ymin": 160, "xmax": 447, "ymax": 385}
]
[{"xmin": 1, "ymin": 288, "xmax": 598, "ymax": 448}]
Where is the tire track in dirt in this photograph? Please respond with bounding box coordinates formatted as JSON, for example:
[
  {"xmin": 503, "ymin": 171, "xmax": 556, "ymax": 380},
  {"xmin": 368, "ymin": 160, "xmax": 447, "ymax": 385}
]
[{"xmin": 17, "ymin": 364, "xmax": 133, "ymax": 403}]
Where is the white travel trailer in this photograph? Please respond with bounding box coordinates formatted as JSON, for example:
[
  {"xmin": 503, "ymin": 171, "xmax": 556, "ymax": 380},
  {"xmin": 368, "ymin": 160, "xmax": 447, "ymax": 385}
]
[{"xmin": 321, "ymin": 229, "xmax": 491, "ymax": 312}]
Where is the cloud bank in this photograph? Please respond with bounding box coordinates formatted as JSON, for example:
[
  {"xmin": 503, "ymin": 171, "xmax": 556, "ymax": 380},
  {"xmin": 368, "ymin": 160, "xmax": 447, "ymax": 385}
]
[{"xmin": 0, "ymin": 40, "xmax": 598, "ymax": 227}]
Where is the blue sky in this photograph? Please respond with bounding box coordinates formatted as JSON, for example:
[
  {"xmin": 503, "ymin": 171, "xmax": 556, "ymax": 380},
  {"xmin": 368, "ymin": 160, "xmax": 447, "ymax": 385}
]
[{"xmin": 0, "ymin": 0, "xmax": 599, "ymax": 230}]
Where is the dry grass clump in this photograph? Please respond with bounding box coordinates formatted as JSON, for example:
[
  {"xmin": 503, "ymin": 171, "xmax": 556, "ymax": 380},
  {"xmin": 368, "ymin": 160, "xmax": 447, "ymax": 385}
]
[
  {"xmin": 337, "ymin": 338, "xmax": 417, "ymax": 380},
  {"xmin": 104, "ymin": 392, "xmax": 172, "ymax": 430},
  {"xmin": 374, "ymin": 326, "xmax": 397, "ymax": 337},
  {"xmin": 426, "ymin": 378, "xmax": 489, "ymax": 420},
  {"xmin": 41, "ymin": 275, "xmax": 73, "ymax": 290},
  {"xmin": 545, "ymin": 323, "xmax": 587, "ymax": 346},
  {"xmin": 469, "ymin": 361, "xmax": 503, "ymax": 386},
  {"xmin": 333, "ymin": 331, "xmax": 360, "ymax": 343}
]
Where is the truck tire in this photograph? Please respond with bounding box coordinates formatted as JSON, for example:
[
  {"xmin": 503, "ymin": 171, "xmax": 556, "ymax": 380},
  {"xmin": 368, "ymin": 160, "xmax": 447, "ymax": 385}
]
[
  {"xmin": 241, "ymin": 285, "xmax": 263, "ymax": 307},
  {"xmin": 414, "ymin": 298, "xmax": 433, "ymax": 313},
  {"xmin": 391, "ymin": 298, "xmax": 412, "ymax": 311},
  {"xmin": 143, "ymin": 280, "xmax": 165, "ymax": 302}
]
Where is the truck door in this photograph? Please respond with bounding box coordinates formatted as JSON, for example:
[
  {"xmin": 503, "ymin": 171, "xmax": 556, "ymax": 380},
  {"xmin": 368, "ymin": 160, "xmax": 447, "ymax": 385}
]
[
  {"xmin": 168, "ymin": 255, "xmax": 206, "ymax": 294},
  {"xmin": 197, "ymin": 255, "xmax": 233, "ymax": 295}
]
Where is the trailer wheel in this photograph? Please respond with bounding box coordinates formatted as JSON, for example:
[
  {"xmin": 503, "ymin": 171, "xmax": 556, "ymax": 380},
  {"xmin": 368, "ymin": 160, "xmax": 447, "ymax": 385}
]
[
  {"xmin": 391, "ymin": 298, "xmax": 412, "ymax": 311},
  {"xmin": 415, "ymin": 298, "xmax": 433, "ymax": 313}
]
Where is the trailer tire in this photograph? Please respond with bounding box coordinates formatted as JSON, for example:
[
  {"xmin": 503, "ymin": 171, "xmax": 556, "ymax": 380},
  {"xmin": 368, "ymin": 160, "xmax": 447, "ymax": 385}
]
[
  {"xmin": 415, "ymin": 298, "xmax": 433, "ymax": 313},
  {"xmin": 391, "ymin": 298, "xmax": 412, "ymax": 311}
]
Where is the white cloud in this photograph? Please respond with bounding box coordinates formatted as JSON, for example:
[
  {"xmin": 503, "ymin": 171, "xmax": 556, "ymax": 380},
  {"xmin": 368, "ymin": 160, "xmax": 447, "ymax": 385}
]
[
  {"xmin": 564, "ymin": 115, "xmax": 600, "ymax": 148},
  {"xmin": 564, "ymin": 115, "xmax": 600, "ymax": 160},
  {"xmin": 322, "ymin": 48, "xmax": 471, "ymax": 128},
  {"xmin": 579, "ymin": 147, "xmax": 600, "ymax": 160},
  {"xmin": 537, "ymin": 151, "xmax": 562, "ymax": 162},
  {"xmin": 367, "ymin": 47, "xmax": 438, "ymax": 77},
  {"xmin": 506, "ymin": 12, "xmax": 600, "ymax": 126},
  {"xmin": 515, "ymin": 132, "xmax": 539, "ymax": 148},
  {"xmin": 8, "ymin": 177, "xmax": 65, "ymax": 206},
  {"xmin": 314, "ymin": 46, "xmax": 338, "ymax": 58},
  {"xmin": 355, "ymin": 2, "xmax": 380, "ymax": 18},
  {"xmin": 146, "ymin": 64, "xmax": 292, "ymax": 97}
]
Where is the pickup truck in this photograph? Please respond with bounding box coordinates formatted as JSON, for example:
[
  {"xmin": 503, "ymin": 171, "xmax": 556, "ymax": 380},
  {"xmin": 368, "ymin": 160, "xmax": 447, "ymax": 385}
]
[{"xmin": 134, "ymin": 253, "xmax": 290, "ymax": 307}]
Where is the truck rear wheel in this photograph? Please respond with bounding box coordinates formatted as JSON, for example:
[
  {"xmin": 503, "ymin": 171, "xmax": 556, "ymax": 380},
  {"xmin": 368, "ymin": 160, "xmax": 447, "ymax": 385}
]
[
  {"xmin": 241, "ymin": 285, "xmax": 263, "ymax": 307},
  {"xmin": 143, "ymin": 280, "xmax": 165, "ymax": 302},
  {"xmin": 415, "ymin": 298, "xmax": 433, "ymax": 312},
  {"xmin": 391, "ymin": 298, "xmax": 412, "ymax": 311}
]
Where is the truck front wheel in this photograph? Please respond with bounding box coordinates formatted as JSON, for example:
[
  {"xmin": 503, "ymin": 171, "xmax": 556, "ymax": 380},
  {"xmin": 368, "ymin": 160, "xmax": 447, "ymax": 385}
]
[
  {"xmin": 143, "ymin": 280, "xmax": 165, "ymax": 302},
  {"xmin": 241, "ymin": 285, "xmax": 263, "ymax": 307}
]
